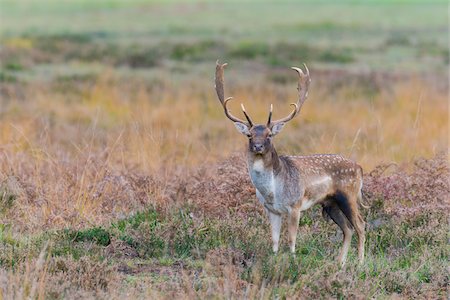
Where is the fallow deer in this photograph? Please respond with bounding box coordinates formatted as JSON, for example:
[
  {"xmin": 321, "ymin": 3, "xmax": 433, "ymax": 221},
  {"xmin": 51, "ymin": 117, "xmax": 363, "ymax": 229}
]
[{"xmin": 214, "ymin": 61, "xmax": 366, "ymax": 266}]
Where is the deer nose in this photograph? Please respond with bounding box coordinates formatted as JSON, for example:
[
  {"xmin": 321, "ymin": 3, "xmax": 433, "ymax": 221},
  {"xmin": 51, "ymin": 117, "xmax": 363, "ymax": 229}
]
[{"xmin": 253, "ymin": 144, "xmax": 264, "ymax": 153}]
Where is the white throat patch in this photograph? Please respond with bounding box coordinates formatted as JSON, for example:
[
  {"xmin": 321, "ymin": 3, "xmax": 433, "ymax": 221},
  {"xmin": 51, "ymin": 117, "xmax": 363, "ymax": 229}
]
[{"xmin": 252, "ymin": 159, "xmax": 265, "ymax": 172}]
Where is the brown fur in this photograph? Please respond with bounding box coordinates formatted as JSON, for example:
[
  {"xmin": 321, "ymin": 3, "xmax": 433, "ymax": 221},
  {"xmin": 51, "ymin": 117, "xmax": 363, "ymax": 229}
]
[{"xmin": 288, "ymin": 154, "xmax": 366, "ymax": 265}]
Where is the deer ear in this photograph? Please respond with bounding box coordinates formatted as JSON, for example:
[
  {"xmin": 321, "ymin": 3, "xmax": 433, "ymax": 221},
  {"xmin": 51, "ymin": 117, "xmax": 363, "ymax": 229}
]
[
  {"xmin": 270, "ymin": 122, "xmax": 286, "ymax": 136},
  {"xmin": 234, "ymin": 122, "xmax": 251, "ymax": 136}
]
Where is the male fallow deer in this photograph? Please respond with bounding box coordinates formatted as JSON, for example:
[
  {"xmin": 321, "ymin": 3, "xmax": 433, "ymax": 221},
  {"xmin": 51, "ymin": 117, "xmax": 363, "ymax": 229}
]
[{"xmin": 214, "ymin": 61, "xmax": 366, "ymax": 266}]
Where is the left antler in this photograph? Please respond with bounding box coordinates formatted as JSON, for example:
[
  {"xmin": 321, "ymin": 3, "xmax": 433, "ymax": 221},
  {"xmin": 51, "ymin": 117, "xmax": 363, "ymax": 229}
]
[{"xmin": 215, "ymin": 60, "xmax": 254, "ymax": 127}]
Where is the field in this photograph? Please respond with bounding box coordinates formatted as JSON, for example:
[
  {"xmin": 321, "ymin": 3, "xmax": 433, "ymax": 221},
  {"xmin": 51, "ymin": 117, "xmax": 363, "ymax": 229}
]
[{"xmin": 0, "ymin": 0, "xmax": 449, "ymax": 299}]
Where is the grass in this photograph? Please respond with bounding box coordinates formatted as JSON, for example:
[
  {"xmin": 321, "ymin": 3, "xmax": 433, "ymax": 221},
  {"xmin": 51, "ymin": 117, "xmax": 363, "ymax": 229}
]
[
  {"xmin": 0, "ymin": 1, "xmax": 448, "ymax": 73},
  {"xmin": 0, "ymin": 204, "xmax": 447, "ymax": 298},
  {"xmin": 0, "ymin": 0, "xmax": 448, "ymax": 298}
]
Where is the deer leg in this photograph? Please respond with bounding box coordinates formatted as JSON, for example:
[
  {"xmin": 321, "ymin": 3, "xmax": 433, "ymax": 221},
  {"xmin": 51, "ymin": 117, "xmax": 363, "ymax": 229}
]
[
  {"xmin": 323, "ymin": 201, "xmax": 353, "ymax": 267},
  {"xmin": 354, "ymin": 211, "xmax": 366, "ymax": 264},
  {"xmin": 334, "ymin": 191, "xmax": 366, "ymax": 265},
  {"xmin": 288, "ymin": 208, "xmax": 301, "ymax": 254},
  {"xmin": 356, "ymin": 192, "xmax": 367, "ymax": 263},
  {"xmin": 268, "ymin": 212, "xmax": 282, "ymax": 253}
]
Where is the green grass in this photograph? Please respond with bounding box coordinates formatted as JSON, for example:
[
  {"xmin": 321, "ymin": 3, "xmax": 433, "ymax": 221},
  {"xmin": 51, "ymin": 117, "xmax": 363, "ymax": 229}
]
[
  {"xmin": 0, "ymin": 1, "xmax": 448, "ymax": 75},
  {"xmin": 66, "ymin": 227, "xmax": 111, "ymax": 246},
  {"xmin": 0, "ymin": 205, "xmax": 447, "ymax": 297}
]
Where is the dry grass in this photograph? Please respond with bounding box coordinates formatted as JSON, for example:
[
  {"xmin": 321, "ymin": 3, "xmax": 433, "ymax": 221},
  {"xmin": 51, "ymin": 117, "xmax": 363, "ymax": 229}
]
[
  {"xmin": 0, "ymin": 70, "xmax": 447, "ymax": 232},
  {"xmin": 0, "ymin": 69, "xmax": 448, "ymax": 298},
  {"xmin": 364, "ymin": 153, "xmax": 449, "ymax": 216}
]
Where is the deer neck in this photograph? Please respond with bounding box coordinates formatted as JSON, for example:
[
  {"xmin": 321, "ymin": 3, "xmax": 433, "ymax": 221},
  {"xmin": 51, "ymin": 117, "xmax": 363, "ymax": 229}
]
[
  {"xmin": 247, "ymin": 145, "xmax": 285, "ymax": 207},
  {"xmin": 247, "ymin": 146, "xmax": 282, "ymax": 175}
]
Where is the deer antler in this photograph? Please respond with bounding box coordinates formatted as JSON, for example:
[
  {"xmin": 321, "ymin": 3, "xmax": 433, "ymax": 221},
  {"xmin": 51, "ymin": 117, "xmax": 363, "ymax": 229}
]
[
  {"xmin": 215, "ymin": 60, "xmax": 253, "ymax": 127},
  {"xmin": 268, "ymin": 64, "xmax": 311, "ymax": 126}
]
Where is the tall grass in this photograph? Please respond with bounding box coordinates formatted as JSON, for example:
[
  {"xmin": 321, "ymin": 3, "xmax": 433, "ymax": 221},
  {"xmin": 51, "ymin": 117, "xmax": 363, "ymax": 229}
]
[{"xmin": 0, "ymin": 70, "xmax": 447, "ymax": 231}]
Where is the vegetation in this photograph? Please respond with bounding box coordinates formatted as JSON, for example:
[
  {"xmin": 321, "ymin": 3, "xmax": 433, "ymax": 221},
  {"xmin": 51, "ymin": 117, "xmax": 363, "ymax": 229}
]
[{"xmin": 0, "ymin": 0, "xmax": 448, "ymax": 299}]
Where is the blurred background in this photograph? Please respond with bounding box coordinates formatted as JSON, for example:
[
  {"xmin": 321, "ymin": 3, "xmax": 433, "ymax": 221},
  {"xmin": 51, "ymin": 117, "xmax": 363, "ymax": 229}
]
[{"xmin": 1, "ymin": 0, "xmax": 447, "ymax": 169}]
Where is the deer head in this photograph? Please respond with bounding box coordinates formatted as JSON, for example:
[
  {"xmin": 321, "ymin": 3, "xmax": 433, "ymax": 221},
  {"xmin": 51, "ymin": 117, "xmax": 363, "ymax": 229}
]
[{"xmin": 214, "ymin": 60, "xmax": 311, "ymax": 155}]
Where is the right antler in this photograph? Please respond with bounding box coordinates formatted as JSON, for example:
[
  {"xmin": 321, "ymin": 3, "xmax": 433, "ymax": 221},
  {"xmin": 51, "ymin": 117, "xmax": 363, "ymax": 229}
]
[
  {"xmin": 268, "ymin": 64, "xmax": 311, "ymax": 126},
  {"xmin": 215, "ymin": 60, "xmax": 253, "ymax": 127}
]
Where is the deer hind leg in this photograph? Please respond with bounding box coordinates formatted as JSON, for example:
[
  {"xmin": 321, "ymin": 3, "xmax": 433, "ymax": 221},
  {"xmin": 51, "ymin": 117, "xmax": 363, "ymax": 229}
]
[
  {"xmin": 288, "ymin": 208, "xmax": 301, "ymax": 254},
  {"xmin": 323, "ymin": 199, "xmax": 353, "ymax": 267},
  {"xmin": 268, "ymin": 212, "xmax": 282, "ymax": 253},
  {"xmin": 334, "ymin": 191, "xmax": 366, "ymax": 265}
]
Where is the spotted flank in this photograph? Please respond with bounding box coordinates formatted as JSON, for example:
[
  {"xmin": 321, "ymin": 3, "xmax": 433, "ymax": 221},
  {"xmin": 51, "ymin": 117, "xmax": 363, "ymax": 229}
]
[{"xmin": 284, "ymin": 154, "xmax": 364, "ymax": 198}]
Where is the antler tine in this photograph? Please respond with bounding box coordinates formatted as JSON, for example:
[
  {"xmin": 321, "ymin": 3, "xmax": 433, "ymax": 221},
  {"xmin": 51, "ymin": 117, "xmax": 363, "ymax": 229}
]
[
  {"xmin": 222, "ymin": 97, "xmax": 249, "ymax": 124},
  {"xmin": 270, "ymin": 64, "xmax": 311, "ymax": 126},
  {"xmin": 266, "ymin": 104, "xmax": 273, "ymax": 126},
  {"xmin": 240, "ymin": 103, "xmax": 254, "ymax": 127},
  {"xmin": 303, "ymin": 63, "xmax": 310, "ymax": 76},
  {"xmin": 215, "ymin": 60, "xmax": 250, "ymax": 125}
]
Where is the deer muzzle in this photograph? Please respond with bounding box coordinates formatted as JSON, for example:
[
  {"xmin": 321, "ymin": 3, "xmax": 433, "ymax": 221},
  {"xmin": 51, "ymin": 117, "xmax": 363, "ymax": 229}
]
[{"xmin": 252, "ymin": 144, "xmax": 265, "ymax": 154}]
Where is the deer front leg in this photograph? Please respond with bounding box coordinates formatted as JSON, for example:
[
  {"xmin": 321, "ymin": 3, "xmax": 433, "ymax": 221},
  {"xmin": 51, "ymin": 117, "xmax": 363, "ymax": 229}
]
[
  {"xmin": 288, "ymin": 208, "xmax": 301, "ymax": 254},
  {"xmin": 268, "ymin": 212, "xmax": 282, "ymax": 253}
]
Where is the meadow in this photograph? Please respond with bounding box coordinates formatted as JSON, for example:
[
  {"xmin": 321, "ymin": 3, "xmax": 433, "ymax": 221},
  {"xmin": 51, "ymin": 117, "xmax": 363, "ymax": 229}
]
[{"xmin": 0, "ymin": 1, "xmax": 448, "ymax": 299}]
